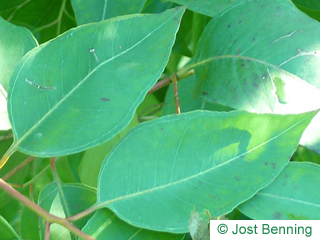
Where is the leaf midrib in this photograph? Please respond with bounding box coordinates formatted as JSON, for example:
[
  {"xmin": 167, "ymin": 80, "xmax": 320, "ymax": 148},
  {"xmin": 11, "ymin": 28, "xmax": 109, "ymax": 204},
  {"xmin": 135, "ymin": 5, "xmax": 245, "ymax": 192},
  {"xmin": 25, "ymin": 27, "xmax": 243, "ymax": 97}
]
[
  {"xmin": 98, "ymin": 112, "xmax": 314, "ymax": 205},
  {"xmin": 257, "ymin": 192, "xmax": 320, "ymax": 208},
  {"xmin": 11, "ymin": 9, "xmax": 181, "ymax": 148}
]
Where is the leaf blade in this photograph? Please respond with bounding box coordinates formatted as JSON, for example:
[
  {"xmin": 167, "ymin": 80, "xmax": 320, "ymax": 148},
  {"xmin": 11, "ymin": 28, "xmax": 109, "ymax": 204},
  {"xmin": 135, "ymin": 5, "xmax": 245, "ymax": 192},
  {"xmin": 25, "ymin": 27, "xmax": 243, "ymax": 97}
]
[
  {"xmin": 193, "ymin": 0, "xmax": 320, "ymax": 113},
  {"xmin": 97, "ymin": 110, "xmax": 317, "ymax": 232},
  {"xmin": 238, "ymin": 162, "xmax": 320, "ymax": 220},
  {"xmin": 8, "ymin": 7, "xmax": 185, "ymax": 156}
]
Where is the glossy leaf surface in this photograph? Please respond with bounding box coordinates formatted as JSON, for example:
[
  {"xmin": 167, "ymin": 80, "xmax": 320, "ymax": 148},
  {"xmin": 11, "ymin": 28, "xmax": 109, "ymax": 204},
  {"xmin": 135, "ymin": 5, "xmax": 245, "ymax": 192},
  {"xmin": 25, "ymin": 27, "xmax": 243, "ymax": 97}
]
[
  {"xmin": 238, "ymin": 162, "xmax": 320, "ymax": 220},
  {"xmin": 98, "ymin": 110, "xmax": 316, "ymax": 233},
  {"xmin": 8, "ymin": 7, "xmax": 184, "ymax": 157},
  {"xmin": 194, "ymin": 0, "xmax": 320, "ymax": 114},
  {"xmin": 71, "ymin": 0, "xmax": 147, "ymax": 25}
]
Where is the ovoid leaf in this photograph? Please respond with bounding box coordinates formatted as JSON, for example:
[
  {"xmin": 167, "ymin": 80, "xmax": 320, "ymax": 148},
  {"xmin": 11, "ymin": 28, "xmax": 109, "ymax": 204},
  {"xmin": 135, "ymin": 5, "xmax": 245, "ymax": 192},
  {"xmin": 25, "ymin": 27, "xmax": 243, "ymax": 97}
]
[
  {"xmin": 82, "ymin": 208, "xmax": 184, "ymax": 240},
  {"xmin": 71, "ymin": 0, "xmax": 147, "ymax": 25},
  {"xmin": 8, "ymin": 7, "xmax": 184, "ymax": 157},
  {"xmin": 98, "ymin": 110, "xmax": 317, "ymax": 233},
  {"xmin": 193, "ymin": 0, "xmax": 320, "ymax": 114},
  {"xmin": 238, "ymin": 162, "xmax": 320, "ymax": 220}
]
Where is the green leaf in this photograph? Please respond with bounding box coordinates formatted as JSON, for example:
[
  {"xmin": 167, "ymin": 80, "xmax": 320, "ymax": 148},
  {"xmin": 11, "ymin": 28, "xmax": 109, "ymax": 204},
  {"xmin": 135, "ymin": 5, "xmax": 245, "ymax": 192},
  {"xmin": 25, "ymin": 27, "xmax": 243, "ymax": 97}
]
[
  {"xmin": 20, "ymin": 206, "xmax": 40, "ymax": 240},
  {"xmin": 38, "ymin": 182, "xmax": 96, "ymax": 239},
  {"xmin": 56, "ymin": 154, "xmax": 82, "ymax": 183},
  {"xmin": 71, "ymin": 0, "xmax": 147, "ymax": 25},
  {"xmin": 0, "ymin": 17, "xmax": 37, "ymax": 130},
  {"xmin": 0, "ymin": 0, "xmax": 76, "ymax": 43},
  {"xmin": 292, "ymin": 0, "xmax": 320, "ymax": 22},
  {"xmin": 238, "ymin": 162, "xmax": 320, "ymax": 220},
  {"xmin": 136, "ymin": 94, "xmax": 162, "ymax": 122},
  {"xmin": 0, "ymin": 215, "xmax": 20, "ymax": 240},
  {"xmin": 163, "ymin": 73, "xmax": 233, "ymax": 115},
  {"xmin": 141, "ymin": 0, "xmax": 175, "ymax": 14},
  {"xmin": 291, "ymin": 145, "xmax": 320, "ymax": 165},
  {"xmin": 82, "ymin": 208, "xmax": 185, "ymax": 240},
  {"xmin": 165, "ymin": 0, "xmax": 242, "ymax": 17},
  {"xmin": 193, "ymin": 0, "xmax": 320, "ymax": 114},
  {"xmin": 0, "ymin": 131, "xmax": 32, "ymax": 186},
  {"xmin": 0, "ymin": 16, "xmax": 37, "ymax": 91},
  {"xmin": 171, "ymin": 9, "xmax": 193, "ymax": 57},
  {"xmin": 192, "ymin": 12, "xmax": 210, "ymax": 53},
  {"xmin": 8, "ymin": 7, "xmax": 185, "ymax": 157},
  {"xmin": 79, "ymin": 114, "xmax": 139, "ymax": 187},
  {"xmin": 300, "ymin": 112, "xmax": 320, "ymax": 154},
  {"xmin": 97, "ymin": 110, "xmax": 316, "ymax": 233}
]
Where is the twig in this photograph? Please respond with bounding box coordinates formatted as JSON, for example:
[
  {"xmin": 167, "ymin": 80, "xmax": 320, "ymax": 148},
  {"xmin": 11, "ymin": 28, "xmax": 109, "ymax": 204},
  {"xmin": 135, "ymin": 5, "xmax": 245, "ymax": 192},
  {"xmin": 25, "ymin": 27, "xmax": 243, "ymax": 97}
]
[
  {"xmin": 0, "ymin": 178, "xmax": 95, "ymax": 240},
  {"xmin": 0, "ymin": 145, "xmax": 16, "ymax": 169},
  {"xmin": 45, "ymin": 221, "xmax": 50, "ymax": 240},
  {"xmin": 171, "ymin": 74, "xmax": 181, "ymax": 114},
  {"xmin": 148, "ymin": 69, "xmax": 195, "ymax": 94},
  {"xmin": 148, "ymin": 76, "xmax": 171, "ymax": 94},
  {"xmin": 67, "ymin": 204, "xmax": 102, "ymax": 222},
  {"xmin": 2, "ymin": 156, "xmax": 36, "ymax": 181},
  {"xmin": 0, "ymin": 133, "xmax": 13, "ymax": 141}
]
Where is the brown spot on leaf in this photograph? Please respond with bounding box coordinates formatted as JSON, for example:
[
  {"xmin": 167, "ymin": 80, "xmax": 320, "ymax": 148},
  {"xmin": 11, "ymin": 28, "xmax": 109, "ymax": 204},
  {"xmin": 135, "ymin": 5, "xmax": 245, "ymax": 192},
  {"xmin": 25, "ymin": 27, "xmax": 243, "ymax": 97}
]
[
  {"xmin": 227, "ymin": 24, "xmax": 231, "ymax": 28},
  {"xmin": 273, "ymin": 212, "xmax": 282, "ymax": 219},
  {"xmin": 202, "ymin": 91, "xmax": 208, "ymax": 96},
  {"xmin": 234, "ymin": 176, "xmax": 240, "ymax": 181},
  {"xmin": 100, "ymin": 97, "xmax": 110, "ymax": 102}
]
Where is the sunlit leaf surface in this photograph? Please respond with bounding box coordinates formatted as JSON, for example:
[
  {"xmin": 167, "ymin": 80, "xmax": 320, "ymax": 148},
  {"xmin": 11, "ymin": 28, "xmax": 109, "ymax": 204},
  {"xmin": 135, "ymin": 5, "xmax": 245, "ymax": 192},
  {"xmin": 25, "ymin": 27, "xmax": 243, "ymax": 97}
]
[
  {"xmin": 98, "ymin": 110, "xmax": 316, "ymax": 233},
  {"xmin": 8, "ymin": 7, "xmax": 184, "ymax": 156},
  {"xmin": 239, "ymin": 162, "xmax": 320, "ymax": 220}
]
